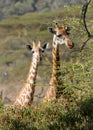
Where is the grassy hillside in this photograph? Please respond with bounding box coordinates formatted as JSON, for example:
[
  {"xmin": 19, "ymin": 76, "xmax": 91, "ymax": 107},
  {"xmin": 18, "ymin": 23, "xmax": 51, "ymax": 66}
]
[
  {"xmin": 0, "ymin": 3, "xmax": 93, "ymax": 130},
  {"xmin": 0, "ymin": 0, "xmax": 85, "ymax": 20}
]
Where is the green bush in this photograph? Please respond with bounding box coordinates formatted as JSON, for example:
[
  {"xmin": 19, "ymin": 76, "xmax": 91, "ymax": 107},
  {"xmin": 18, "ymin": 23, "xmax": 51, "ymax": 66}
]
[{"xmin": 0, "ymin": 98, "xmax": 93, "ymax": 130}]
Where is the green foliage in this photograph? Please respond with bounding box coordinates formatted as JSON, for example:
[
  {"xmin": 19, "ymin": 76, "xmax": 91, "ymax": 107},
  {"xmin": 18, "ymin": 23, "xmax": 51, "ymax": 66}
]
[
  {"xmin": 0, "ymin": 100, "xmax": 3, "ymax": 108},
  {"xmin": 0, "ymin": 98, "xmax": 93, "ymax": 130},
  {"xmin": 0, "ymin": 0, "xmax": 85, "ymax": 20},
  {"xmin": 0, "ymin": 2, "xmax": 93, "ymax": 130}
]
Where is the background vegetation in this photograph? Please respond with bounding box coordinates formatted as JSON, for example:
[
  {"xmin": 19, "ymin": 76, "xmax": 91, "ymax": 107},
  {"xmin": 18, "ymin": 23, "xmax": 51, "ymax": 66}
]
[
  {"xmin": 0, "ymin": 0, "xmax": 93, "ymax": 129},
  {"xmin": 0, "ymin": 0, "xmax": 85, "ymax": 20}
]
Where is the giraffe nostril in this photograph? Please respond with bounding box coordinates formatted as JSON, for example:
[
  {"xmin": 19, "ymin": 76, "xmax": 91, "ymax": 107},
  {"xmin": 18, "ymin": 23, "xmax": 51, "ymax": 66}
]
[
  {"xmin": 71, "ymin": 42, "xmax": 74, "ymax": 48},
  {"xmin": 37, "ymin": 57, "xmax": 42, "ymax": 63}
]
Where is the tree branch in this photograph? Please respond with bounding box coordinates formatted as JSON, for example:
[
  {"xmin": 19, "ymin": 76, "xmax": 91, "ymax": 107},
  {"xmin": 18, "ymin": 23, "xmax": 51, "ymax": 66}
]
[
  {"xmin": 81, "ymin": 0, "xmax": 91, "ymax": 37},
  {"xmin": 80, "ymin": 0, "xmax": 93, "ymax": 51}
]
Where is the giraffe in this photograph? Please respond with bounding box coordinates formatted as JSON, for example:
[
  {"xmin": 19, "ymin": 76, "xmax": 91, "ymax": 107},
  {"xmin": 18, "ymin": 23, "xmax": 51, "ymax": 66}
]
[
  {"xmin": 13, "ymin": 41, "xmax": 48, "ymax": 107},
  {"xmin": 43, "ymin": 23, "xmax": 74, "ymax": 102}
]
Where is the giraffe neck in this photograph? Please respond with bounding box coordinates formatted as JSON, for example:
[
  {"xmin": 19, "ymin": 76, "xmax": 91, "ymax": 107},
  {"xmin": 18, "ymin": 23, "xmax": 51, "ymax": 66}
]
[
  {"xmin": 43, "ymin": 42, "xmax": 61, "ymax": 102},
  {"xmin": 51, "ymin": 42, "xmax": 60, "ymax": 79},
  {"xmin": 13, "ymin": 53, "xmax": 39, "ymax": 107}
]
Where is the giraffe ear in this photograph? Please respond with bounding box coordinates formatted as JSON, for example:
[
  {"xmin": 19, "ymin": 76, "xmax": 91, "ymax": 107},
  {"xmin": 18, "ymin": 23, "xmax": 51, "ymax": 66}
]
[
  {"xmin": 65, "ymin": 26, "xmax": 70, "ymax": 35},
  {"xmin": 65, "ymin": 26, "xmax": 70, "ymax": 31},
  {"xmin": 48, "ymin": 27, "xmax": 56, "ymax": 34},
  {"xmin": 42, "ymin": 43, "xmax": 49, "ymax": 52},
  {"xmin": 26, "ymin": 44, "xmax": 32, "ymax": 50}
]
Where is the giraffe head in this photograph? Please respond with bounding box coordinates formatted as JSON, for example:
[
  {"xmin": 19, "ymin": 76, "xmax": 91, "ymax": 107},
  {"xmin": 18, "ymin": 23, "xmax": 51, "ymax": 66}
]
[
  {"xmin": 48, "ymin": 23, "xmax": 74, "ymax": 49},
  {"xmin": 26, "ymin": 41, "xmax": 49, "ymax": 62}
]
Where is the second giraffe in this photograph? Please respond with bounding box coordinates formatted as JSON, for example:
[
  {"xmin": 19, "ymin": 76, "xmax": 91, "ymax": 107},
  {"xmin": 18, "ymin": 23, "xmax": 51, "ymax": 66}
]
[{"xmin": 43, "ymin": 23, "xmax": 74, "ymax": 102}]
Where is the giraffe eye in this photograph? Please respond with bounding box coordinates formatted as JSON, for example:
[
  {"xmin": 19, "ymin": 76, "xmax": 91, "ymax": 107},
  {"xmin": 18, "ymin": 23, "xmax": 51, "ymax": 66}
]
[
  {"xmin": 32, "ymin": 50, "xmax": 34, "ymax": 53},
  {"xmin": 42, "ymin": 50, "xmax": 44, "ymax": 53},
  {"xmin": 57, "ymin": 34, "xmax": 62, "ymax": 37}
]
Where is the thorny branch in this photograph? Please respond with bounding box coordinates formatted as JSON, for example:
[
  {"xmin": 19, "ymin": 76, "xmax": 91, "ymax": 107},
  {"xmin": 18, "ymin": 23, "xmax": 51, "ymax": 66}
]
[{"xmin": 80, "ymin": 0, "xmax": 93, "ymax": 51}]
